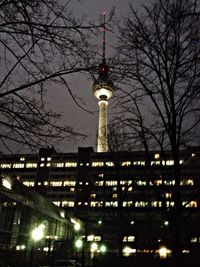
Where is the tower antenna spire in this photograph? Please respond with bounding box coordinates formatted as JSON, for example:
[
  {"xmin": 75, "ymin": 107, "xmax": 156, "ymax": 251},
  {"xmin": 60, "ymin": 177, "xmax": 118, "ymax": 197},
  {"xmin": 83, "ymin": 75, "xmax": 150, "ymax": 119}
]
[{"xmin": 102, "ymin": 11, "xmax": 106, "ymax": 64}]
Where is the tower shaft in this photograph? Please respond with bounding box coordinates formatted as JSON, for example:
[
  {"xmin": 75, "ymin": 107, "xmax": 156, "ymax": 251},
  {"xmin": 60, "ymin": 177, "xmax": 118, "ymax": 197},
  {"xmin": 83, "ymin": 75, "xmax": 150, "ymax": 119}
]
[{"xmin": 97, "ymin": 100, "xmax": 108, "ymax": 152}]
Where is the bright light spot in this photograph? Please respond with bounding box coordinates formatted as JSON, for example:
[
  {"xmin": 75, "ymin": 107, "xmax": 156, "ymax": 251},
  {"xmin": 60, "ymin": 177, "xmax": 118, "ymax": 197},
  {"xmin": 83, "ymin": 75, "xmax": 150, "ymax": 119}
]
[
  {"xmin": 164, "ymin": 221, "xmax": 169, "ymax": 226},
  {"xmin": 98, "ymin": 220, "xmax": 102, "ymax": 225},
  {"xmin": 122, "ymin": 246, "xmax": 136, "ymax": 257},
  {"xmin": 74, "ymin": 222, "xmax": 81, "ymax": 231},
  {"xmin": 2, "ymin": 178, "xmax": 12, "ymax": 189},
  {"xmin": 91, "ymin": 242, "xmax": 98, "ymax": 252},
  {"xmin": 159, "ymin": 246, "xmax": 168, "ymax": 259},
  {"xmin": 60, "ymin": 211, "xmax": 65, "ymax": 218},
  {"xmin": 100, "ymin": 245, "xmax": 107, "ymax": 253},
  {"xmin": 130, "ymin": 220, "xmax": 135, "ymax": 225},
  {"xmin": 31, "ymin": 225, "xmax": 45, "ymax": 241},
  {"xmin": 87, "ymin": 235, "xmax": 95, "ymax": 241},
  {"xmin": 75, "ymin": 239, "xmax": 83, "ymax": 249},
  {"xmin": 154, "ymin": 153, "xmax": 160, "ymax": 159}
]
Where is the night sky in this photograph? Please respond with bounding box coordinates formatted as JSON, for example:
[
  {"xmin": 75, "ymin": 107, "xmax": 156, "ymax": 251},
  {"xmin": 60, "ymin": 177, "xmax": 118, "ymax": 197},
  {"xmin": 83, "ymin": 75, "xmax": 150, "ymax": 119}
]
[{"xmin": 42, "ymin": 0, "xmax": 148, "ymax": 153}]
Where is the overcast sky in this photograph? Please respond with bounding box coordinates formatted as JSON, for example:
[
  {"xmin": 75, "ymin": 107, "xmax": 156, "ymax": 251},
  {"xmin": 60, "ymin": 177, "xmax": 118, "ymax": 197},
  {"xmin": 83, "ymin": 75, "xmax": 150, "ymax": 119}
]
[{"xmin": 47, "ymin": 0, "xmax": 148, "ymax": 153}]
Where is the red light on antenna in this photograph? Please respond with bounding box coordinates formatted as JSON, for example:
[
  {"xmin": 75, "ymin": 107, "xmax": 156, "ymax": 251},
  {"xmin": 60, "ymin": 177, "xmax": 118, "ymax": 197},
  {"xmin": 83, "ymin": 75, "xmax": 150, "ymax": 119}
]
[{"xmin": 102, "ymin": 11, "xmax": 106, "ymax": 15}]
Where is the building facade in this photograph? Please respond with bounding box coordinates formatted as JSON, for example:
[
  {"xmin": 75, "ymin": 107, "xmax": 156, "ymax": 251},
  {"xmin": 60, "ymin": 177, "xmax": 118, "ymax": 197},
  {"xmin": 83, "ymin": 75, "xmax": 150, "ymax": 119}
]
[
  {"xmin": 0, "ymin": 173, "xmax": 83, "ymax": 266},
  {"xmin": 1, "ymin": 146, "xmax": 200, "ymax": 259}
]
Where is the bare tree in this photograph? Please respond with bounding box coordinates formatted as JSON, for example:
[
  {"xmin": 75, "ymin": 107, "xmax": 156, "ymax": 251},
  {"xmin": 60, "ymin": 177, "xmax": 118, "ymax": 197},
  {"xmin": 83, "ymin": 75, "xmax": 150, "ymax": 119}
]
[
  {"xmin": 114, "ymin": 0, "xmax": 200, "ymax": 263},
  {"xmin": 0, "ymin": 0, "xmax": 112, "ymax": 152}
]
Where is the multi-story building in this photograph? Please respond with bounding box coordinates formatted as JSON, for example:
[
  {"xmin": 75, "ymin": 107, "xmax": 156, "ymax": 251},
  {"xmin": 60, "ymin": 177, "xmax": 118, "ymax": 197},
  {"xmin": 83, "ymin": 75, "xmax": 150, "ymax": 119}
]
[
  {"xmin": 1, "ymin": 146, "xmax": 200, "ymax": 260},
  {"xmin": 0, "ymin": 172, "xmax": 83, "ymax": 266}
]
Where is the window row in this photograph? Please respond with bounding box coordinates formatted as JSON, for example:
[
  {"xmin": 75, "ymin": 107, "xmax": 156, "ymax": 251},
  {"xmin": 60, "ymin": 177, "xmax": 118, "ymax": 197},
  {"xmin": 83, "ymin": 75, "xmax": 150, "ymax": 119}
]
[{"xmin": 53, "ymin": 200, "xmax": 197, "ymax": 208}]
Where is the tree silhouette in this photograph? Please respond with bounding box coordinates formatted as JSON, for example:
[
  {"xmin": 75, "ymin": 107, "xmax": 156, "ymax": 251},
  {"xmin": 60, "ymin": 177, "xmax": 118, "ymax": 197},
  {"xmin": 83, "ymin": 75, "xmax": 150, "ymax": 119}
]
[
  {"xmin": 0, "ymin": 0, "xmax": 112, "ymax": 152},
  {"xmin": 114, "ymin": 0, "xmax": 200, "ymax": 263}
]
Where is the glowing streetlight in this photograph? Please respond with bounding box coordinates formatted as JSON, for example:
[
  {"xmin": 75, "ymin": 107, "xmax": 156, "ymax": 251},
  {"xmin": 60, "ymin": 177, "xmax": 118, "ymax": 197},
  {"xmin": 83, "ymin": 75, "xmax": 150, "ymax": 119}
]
[
  {"xmin": 74, "ymin": 222, "xmax": 81, "ymax": 232},
  {"xmin": 122, "ymin": 246, "xmax": 136, "ymax": 257},
  {"xmin": 75, "ymin": 239, "xmax": 83, "ymax": 249},
  {"xmin": 100, "ymin": 244, "xmax": 107, "ymax": 253},
  {"xmin": 159, "ymin": 246, "xmax": 169, "ymax": 259},
  {"xmin": 90, "ymin": 242, "xmax": 98, "ymax": 252},
  {"xmin": 31, "ymin": 224, "xmax": 45, "ymax": 241}
]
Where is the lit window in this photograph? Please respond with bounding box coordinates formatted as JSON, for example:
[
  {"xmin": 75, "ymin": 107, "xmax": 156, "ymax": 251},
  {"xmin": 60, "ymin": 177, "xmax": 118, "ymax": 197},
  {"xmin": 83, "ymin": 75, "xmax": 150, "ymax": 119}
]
[
  {"xmin": 63, "ymin": 181, "xmax": 76, "ymax": 186},
  {"xmin": 105, "ymin": 181, "xmax": 117, "ymax": 186},
  {"xmin": 20, "ymin": 157, "xmax": 25, "ymax": 161},
  {"xmin": 105, "ymin": 201, "xmax": 118, "ymax": 207},
  {"xmin": 52, "ymin": 162, "xmax": 64, "ymax": 168},
  {"xmin": 95, "ymin": 181, "xmax": 104, "ymax": 186},
  {"xmin": 154, "ymin": 153, "xmax": 160, "ymax": 159},
  {"xmin": 166, "ymin": 201, "xmax": 174, "ymax": 207},
  {"xmin": 23, "ymin": 181, "xmax": 34, "ymax": 187},
  {"xmin": 26, "ymin": 163, "xmax": 37, "ymax": 168},
  {"xmin": 164, "ymin": 180, "xmax": 175, "ymax": 186},
  {"xmin": 181, "ymin": 179, "xmax": 194, "ymax": 186},
  {"xmin": 87, "ymin": 235, "xmax": 101, "ymax": 241},
  {"xmin": 53, "ymin": 201, "xmax": 60, "ymax": 206},
  {"xmin": 44, "ymin": 181, "xmax": 48, "ymax": 186},
  {"xmin": 122, "ymin": 161, "xmax": 131, "ymax": 167},
  {"xmin": 166, "ymin": 160, "xmax": 174, "ymax": 166},
  {"xmin": 40, "ymin": 163, "xmax": 44, "ymax": 167},
  {"xmin": 90, "ymin": 201, "xmax": 103, "ymax": 207},
  {"xmin": 41, "ymin": 158, "xmax": 45, "ymax": 161},
  {"xmin": 13, "ymin": 163, "xmax": 24, "ymax": 168},
  {"xmin": 155, "ymin": 180, "xmax": 162, "ymax": 186},
  {"xmin": 165, "ymin": 193, "xmax": 172, "ymax": 198},
  {"xmin": 183, "ymin": 201, "xmax": 197, "ymax": 208},
  {"xmin": 136, "ymin": 180, "xmax": 147, "ymax": 186},
  {"xmin": 120, "ymin": 180, "xmax": 132, "ymax": 186},
  {"xmin": 133, "ymin": 161, "xmax": 145, "ymax": 166},
  {"xmin": 65, "ymin": 162, "xmax": 77, "ymax": 167},
  {"xmin": 62, "ymin": 201, "xmax": 74, "ymax": 207},
  {"xmin": 128, "ymin": 187, "xmax": 133, "ymax": 191},
  {"xmin": 191, "ymin": 153, "xmax": 196, "ymax": 158},
  {"xmin": 123, "ymin": 236, "xmax": 135, "ymax": 242},
  {"xmin": 191, "ymin": 237, "xmax": 199, "ymax": 243},
  {"xmin": 98, "ymin": 173, "xmax": 104, "ymax": 177},
  {"xmin": 70, "ymin": 187, "xmax": 75, "ymax": 191},
  {"xmin": 112, "ymin": 193, "xmax": 118, "ymax": 199},
  {"xmin": 123, "ymin": 201, "xmax": 133, "ymax": 207},
  {"xmin": 135, "ymin": 201, "xmax": 148, "ymax": 207},
  {"xmin": 47, "ymin": 157, "xmax": 51, "ymax": 161},
  {"xmin": 50, "ymin": 181, "xmax": 62, "ymax": 187},
  {"xmin": 151, "ymin": 161, "xmax": 160, "ymax": 165},
  {"xmin": 0, "ymin": 164, "xmax": 11, "ymax": 169},
  {"xmin": 105, "ymin": 161, "xmax": 114, "ymax": 167},
  {"xmin": 46, "ymin": 163, "xmax": 51, "ymax": 167},
  {"xmin": 92, "ymin": 162, "xmax": 104, "ymax": 167},
  {"xmin": 151, "ymin": 201, "xmax": 162, "ymax": 207},
  {"xmin": 2, "ymin": 178, "xmax": 12, "ymax": 189},
  {"xmin": 90, "ymin": 194, "xmax": 96, "ymax": 199}
]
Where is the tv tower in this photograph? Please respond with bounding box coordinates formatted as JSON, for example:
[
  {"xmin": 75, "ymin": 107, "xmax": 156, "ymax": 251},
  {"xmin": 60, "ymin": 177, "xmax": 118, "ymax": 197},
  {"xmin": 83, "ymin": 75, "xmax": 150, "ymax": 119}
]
[{"xmin": 92, "ymin": 12, "xmax": 114, "ymax": 152}]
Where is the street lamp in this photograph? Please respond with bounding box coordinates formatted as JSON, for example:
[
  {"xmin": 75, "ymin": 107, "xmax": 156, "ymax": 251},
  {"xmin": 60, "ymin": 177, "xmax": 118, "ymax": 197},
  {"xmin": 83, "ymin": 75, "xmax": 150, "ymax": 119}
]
[
  {"xmin": 100, "ymin": 244, "xmax": 107, "ymax": 253},
  {"xmin": 75, "ymin": 239, "xmax": 83, "ymax": 249},
  {"xmin": 74, "ymin": 222, "xmax": 81, "ymax": 232},
  {"xmin": 75, "ymin": 239, "xmax": 83, "ymax": 267},
  {"xmin": 31, "ymin": 224, "xmax": 45, "ymax": 241},
  {"xmin": 158, "ymin": 246, "xmax": 170, "ymax": 259},
  {"xmin": 30, "ymin": 224, "xmax": 45, "ymax": 267}
]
